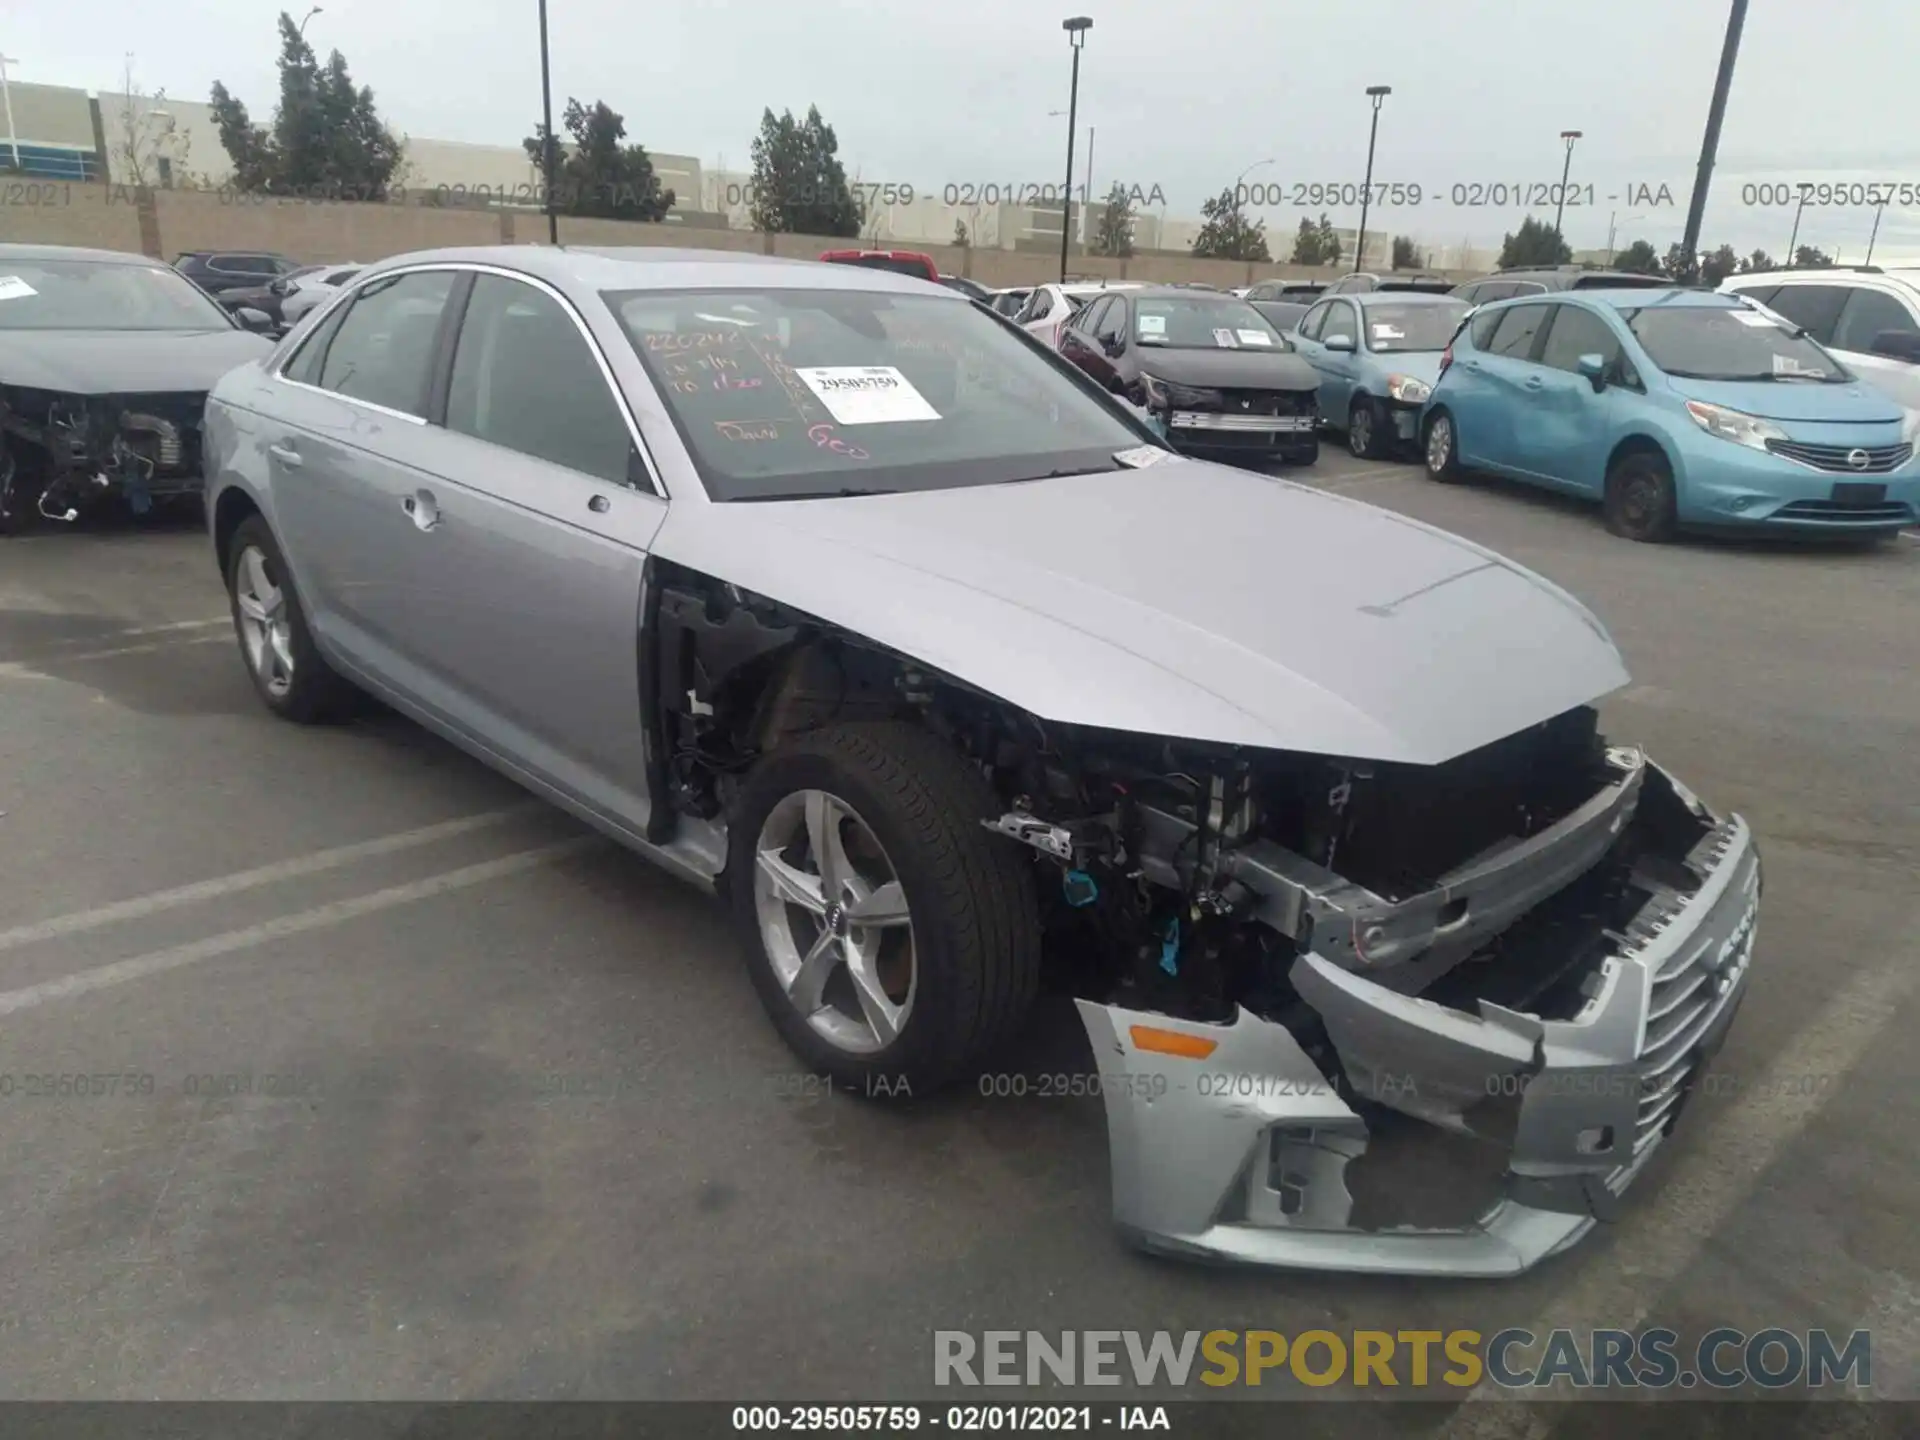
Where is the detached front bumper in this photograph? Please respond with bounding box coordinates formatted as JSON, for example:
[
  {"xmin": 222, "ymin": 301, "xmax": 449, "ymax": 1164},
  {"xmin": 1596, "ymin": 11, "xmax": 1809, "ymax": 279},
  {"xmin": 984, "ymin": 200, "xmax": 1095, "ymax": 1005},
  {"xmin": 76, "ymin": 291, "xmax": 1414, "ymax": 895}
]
[{"xmin": 1076, "ymin": 770, "xmax": 1761, "ymax": 1277}]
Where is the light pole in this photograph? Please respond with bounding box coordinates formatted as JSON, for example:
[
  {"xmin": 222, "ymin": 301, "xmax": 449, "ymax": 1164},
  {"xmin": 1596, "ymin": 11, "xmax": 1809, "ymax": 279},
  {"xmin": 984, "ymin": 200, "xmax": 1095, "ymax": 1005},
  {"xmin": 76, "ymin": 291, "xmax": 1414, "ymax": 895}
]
[
  {"xmin": 1355, "ymin": 85, "xmax": 1391, "ymax": 274},
  {"xmin": 537, "ymin": 0, "xmax": 558, "ymax": 244},
  {"xmin": 0, "ymin": 54, "xmax": 20, "ymax": 173},
  {"xmin": 1865, "ymin": 192, "xmax": 1887, "ymax": 266},
  {"xmin": 298, "ymin": 7, "xmax": 323, "ymax": 37},
  {"xmin": 1785, "ymin": 182, "xmax": 1811, "ymax": 263},
  {"xmin": 1679, "ymin": 0, "xmax": 1749, "ymax": 264},
  {"xmin": 1083, "ymin": 125, "xmax": 1096, "ymax": 247},
  {"xmin": 1553, "ymin": 130, "xmax": 1582, "ymax": 247},
  {"xmin": 1605, "ymin": 212, "xmax": 1647, "ymax": 264},
  {"xmin": 1058, "ymin": 17, "xmax": 1092, "ymax": 282}
]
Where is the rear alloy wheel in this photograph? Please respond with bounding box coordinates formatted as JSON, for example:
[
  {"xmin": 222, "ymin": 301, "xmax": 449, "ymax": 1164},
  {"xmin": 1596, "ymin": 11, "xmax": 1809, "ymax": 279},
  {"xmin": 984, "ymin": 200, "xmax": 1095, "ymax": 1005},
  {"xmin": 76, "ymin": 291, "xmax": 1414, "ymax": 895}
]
[
  {"xmin": 225, "ymin": 515, "xmax": 358, "ymax": 721},
  {"xmin": 1423, "ymin": 409, "xmax": 1462, "ymax": 482},
  {"xmin": 1347, "ymin": 396, "xmax": 1386, "ymax": 459},
  {"xmin": 728, "ymin": 722, "xmax": 1041, "ymax": 1095},
  {"xmin": 1603, "ymin": 450, "xmax": 1679, "ymax": 543}
]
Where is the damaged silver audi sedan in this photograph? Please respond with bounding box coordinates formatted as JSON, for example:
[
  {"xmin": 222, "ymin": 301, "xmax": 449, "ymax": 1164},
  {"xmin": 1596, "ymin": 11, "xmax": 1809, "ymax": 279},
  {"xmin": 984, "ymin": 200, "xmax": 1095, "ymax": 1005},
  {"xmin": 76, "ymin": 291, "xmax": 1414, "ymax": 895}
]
[{"xmin": 202, "ymin": 245, "xmax": 1761, "ymax": 1278}]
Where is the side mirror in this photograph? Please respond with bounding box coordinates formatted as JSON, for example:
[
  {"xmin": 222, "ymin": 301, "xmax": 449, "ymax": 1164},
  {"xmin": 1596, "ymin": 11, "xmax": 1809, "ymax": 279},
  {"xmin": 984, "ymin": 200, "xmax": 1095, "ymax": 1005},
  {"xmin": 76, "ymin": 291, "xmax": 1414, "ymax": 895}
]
[
  {"xmin": 1868, "ymin": 329, "xmax": 1920, "ymax": 364},
  {"xmin": 1577, "ymin": 353, "xmax": 1608, "ymax": 390},
  {"xmin": 235, "ymin": 306, "xmax": 275, "ymax": 333},
  {"xmin": 1324, "ymin": 333, "xmax": 1356, "ymax": 353}
]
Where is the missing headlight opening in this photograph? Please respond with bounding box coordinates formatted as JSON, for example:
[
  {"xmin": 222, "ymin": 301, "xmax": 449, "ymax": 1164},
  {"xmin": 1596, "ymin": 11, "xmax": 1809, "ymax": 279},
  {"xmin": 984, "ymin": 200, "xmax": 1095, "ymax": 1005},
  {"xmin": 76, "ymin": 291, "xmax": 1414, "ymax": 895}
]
[
  {"xmin": 647, "ymin": 560, "xmax": 1761, "ymax": 1275},
  {"xmin": 0, "ymin": 387, "xmax": 208, "ymax": 529}
]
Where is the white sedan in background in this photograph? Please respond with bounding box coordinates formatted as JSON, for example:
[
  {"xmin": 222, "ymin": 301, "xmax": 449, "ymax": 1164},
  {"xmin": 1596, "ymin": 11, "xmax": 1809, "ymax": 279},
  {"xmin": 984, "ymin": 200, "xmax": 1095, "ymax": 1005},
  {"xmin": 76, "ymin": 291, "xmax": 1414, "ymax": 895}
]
[
  {"xmin": 278, "ymin": 262, "xmax": 366, "ymax": 327},
  {"xmin": 1014, "ymin": 281, "xmax": 1143, "ymax": 348}
]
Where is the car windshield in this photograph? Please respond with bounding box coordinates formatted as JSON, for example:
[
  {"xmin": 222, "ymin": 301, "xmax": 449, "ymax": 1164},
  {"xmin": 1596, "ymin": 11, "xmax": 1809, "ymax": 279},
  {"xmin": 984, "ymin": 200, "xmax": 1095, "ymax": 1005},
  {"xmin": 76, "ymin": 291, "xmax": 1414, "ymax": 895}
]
[
  {"xmin": 0, "ymin": 258, "xmax": 235, "ymax": 331},
  {"xmin": 1625, "ymin": 304, "xmax": 1851, "ymax": 382},
  {"xmin": 1132, "ymin": 295, "xmax": 1284, "ymax": 349},
  {"xmin": 605, "ymin": 287, "xmax": 1148, "ymax": 502},
  {"xmin": 1359, "ymin": 301, "xmax": 1469, "ymax": 352}
]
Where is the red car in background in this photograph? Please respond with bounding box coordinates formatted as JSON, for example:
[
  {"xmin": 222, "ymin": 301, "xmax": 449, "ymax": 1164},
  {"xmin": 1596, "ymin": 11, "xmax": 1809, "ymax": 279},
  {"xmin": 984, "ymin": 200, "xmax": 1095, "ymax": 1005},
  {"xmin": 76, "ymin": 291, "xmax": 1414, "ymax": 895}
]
[{"xmin": 817, "ymin": 249, "xmax": 940, "ymax": 283}]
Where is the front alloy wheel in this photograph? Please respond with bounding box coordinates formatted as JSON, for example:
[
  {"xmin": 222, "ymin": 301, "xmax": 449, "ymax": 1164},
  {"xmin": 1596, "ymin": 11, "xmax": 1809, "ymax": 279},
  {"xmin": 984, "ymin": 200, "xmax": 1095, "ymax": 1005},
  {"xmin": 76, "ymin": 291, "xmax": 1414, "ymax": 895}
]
[
  {"xmin": 224, "ymin": 513, "xmax": 357, "ymax": 721},
  {"xmin": 728, "ymin": 722, "xmax": 1041, "ymax": 1093},
  {"xmin": 754, "ymin": 789, "xmax": 917, "ymax": 1055},
  {"xmin": 1424, "ymin": 410, "xmax": 1462, "ymax": 482},
  {"xmin": 1348, "ymin": 398, "xmax": 1384, "ymax": 459}
]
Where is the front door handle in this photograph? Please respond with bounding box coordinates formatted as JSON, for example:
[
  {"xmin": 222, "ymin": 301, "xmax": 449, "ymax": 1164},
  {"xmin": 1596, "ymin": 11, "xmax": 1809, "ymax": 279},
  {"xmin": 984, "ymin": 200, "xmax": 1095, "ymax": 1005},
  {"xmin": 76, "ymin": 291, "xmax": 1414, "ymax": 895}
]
[
  {"xmin": 403, "ymin": 490, "xmax": 440, "ymax": 531},
  {"xmin": 267, "ymin": 441, "xmax": 302, "ymax": 468},
  {"xmin": 1524, "ymin": 375, "xmax": 1545, "ymax": 390}
]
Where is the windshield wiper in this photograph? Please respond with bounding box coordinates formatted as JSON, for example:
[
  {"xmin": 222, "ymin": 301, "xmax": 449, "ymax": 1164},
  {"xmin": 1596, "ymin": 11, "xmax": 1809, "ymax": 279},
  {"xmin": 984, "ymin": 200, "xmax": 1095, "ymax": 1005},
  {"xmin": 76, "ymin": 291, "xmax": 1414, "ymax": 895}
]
[{"xmin": 737, "ymin": 486, "xmax": 899, "ymax": 502}]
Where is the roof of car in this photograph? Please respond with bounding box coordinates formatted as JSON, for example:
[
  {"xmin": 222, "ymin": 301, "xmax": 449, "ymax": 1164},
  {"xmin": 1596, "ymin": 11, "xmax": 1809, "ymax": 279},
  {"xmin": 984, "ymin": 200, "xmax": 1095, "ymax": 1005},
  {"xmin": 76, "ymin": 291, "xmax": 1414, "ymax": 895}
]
[
  {"xmin": 0, "ymin": 242, "xmax": 160, "ymax": 266},
  {"xmin": 355, "ymin": 245, "xmax": 963, "ymax": 297},
  {"xmin": 1726, "ymin": 266, "xmax": 1919, "ymax": 286},
  {"xmin": 1345, "ymin": 290, "xmax": 1468, "ymax": 306},
  {"xmin": 1540, "ymin": 287, "xmax": 1736, "ymax": 311}
]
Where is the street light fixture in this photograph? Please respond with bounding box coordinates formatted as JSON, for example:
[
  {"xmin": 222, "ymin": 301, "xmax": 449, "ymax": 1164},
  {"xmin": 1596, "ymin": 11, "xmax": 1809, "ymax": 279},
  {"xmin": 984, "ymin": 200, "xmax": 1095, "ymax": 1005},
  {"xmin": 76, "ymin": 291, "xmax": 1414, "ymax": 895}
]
[
  {"xmin": 1355, "ymin": 85, "xmax": 1391, "ymax": 274},
  {"xmin": 1058, "ymin": 17, "xmax": 1092, "ymax": 283},
  {"xmin": 1553, "ymin": 130, "xmax": 1583, "ymax": 246},
  {"xmin": 1865, "ymin": 191, "xmax": 1887, "ymax": 266},
  {"xmin": 536, "ymin": 0, "xmax": 558, "ymax": 244},
  {"xmin": 298, "ymin": 7, "xmax": 324, "ymax": 37}
]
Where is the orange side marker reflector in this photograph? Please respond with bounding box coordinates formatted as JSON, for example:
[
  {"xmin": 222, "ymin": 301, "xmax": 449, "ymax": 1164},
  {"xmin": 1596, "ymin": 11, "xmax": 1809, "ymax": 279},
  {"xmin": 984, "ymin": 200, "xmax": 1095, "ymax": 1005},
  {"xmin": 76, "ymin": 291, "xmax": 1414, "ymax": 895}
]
[{"xmin": 1129, "ymin": 1025, "xmax": 1219, "ymax": 1060}]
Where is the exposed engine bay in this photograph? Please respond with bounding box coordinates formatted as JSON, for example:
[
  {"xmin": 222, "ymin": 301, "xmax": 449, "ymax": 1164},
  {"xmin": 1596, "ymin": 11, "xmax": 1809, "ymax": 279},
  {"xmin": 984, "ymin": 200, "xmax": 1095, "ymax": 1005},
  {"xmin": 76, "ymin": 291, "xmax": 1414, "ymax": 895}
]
[
  {"xmin": 0, "ymin": 386, "xmax": 207, "ymax": 530},
  {"xmin": 648, "ymin": 562, "xmax": 1762, "ymax": 1274}
]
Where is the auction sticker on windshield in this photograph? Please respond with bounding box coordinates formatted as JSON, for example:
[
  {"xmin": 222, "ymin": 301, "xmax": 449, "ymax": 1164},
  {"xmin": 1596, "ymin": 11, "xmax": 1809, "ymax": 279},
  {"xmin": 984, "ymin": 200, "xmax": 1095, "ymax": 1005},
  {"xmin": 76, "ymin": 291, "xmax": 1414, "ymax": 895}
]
[
  {"xmin": 1212, "ymin": 328, "xmax": 1239, "ymax": 347},
  {"xmin": 1236, "ymin": 329, "xmax": 1272, "ymax": 345},
  {"xmin": 1138, "ymin": 314, "xmax": 1167, "ymax": 335},
  {"xmin": 0, "ymin": 276, "xmax": 37, "ymax": 302},
  {"xmin": 796, "ymin": 366, "xmax": 941, "ymax": 425}
]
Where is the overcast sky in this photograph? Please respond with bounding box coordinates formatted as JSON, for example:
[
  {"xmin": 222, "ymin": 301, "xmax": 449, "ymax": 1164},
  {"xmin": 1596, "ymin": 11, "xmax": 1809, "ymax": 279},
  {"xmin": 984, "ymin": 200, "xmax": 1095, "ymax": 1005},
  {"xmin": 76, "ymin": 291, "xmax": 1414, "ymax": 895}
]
[{"xmin": 14, "ymin": 0, "xmax": 1920, "ymax": 260}]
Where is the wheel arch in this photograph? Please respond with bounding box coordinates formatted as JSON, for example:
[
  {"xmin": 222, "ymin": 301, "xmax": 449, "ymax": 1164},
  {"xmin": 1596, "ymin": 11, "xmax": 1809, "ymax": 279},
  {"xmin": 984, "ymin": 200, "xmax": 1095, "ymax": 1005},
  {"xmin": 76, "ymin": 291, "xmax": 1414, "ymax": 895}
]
[{"xmin": 212, "ymin": 484, "xmax": 265, "ymax": 581}]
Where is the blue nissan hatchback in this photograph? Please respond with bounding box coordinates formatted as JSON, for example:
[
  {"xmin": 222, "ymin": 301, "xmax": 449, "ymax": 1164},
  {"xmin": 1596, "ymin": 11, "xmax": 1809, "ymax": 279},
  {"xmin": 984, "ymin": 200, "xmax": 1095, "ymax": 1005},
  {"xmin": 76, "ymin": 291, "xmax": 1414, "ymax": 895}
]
[{"xmin": 1419, "ymin": 288, "xmax": 1920, "ymax": 541}]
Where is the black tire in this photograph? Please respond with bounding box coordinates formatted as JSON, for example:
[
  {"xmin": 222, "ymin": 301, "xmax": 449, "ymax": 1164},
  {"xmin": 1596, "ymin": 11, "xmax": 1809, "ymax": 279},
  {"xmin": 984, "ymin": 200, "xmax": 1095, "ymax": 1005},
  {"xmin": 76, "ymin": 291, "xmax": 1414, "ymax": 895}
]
[
  {"xmin": 726, "ymin": 721, "xmax": 1042, "ymax": 1096},
  {"xmin": 1603, "ymin": 448, "xmax": 1679, "ymax": 543},
  {"xmin": 1347, "ymin": 396, "xmax": 1386, "ymax": 459},
  {"xmin": 224, "ymin": 514, "xmax": 358, "ymax": 722},
  {"xmin": 1423, "ymin": 407, "xmax": 1463, "ymax": 483}
]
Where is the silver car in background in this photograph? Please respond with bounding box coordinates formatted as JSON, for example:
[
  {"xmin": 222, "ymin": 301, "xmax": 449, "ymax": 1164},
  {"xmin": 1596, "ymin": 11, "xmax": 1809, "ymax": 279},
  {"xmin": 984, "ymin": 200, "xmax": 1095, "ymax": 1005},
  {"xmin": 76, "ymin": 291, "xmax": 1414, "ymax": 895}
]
[{"xmin": 202, "ymin": 246, "xmax": 1761, "ymax": 1277}]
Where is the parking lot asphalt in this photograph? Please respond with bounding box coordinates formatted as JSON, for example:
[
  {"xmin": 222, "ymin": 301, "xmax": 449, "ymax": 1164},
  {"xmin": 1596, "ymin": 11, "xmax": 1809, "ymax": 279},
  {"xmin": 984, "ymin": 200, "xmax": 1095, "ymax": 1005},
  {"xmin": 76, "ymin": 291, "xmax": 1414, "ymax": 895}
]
[{"xmin": 0, "ymin": 451, "xmax": 1915, "ymax": 1430}]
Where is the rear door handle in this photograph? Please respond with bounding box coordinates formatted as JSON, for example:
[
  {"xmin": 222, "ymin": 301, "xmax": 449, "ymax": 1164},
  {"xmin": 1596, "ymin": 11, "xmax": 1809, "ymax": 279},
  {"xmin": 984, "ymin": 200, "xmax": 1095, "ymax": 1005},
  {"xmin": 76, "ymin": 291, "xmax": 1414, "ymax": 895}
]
[
  {"xmin": 1524, "ymin": 376, "xmax": 1545, "ymax": 389},
  {"xmin": 267, "ymin": 441, "xmax": 302, "ymax": 468},
  {"xmin": 403, "ymin": 490, "xmax": 441, "ymax": 531}
]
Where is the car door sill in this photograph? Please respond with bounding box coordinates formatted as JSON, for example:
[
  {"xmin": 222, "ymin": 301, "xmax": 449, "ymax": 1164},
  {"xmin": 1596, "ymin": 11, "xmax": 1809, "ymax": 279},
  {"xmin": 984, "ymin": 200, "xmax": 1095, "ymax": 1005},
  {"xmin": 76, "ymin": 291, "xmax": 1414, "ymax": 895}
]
[{"xmin": 328, "ymin": 652, "xmax": 726, "ymax": 892}]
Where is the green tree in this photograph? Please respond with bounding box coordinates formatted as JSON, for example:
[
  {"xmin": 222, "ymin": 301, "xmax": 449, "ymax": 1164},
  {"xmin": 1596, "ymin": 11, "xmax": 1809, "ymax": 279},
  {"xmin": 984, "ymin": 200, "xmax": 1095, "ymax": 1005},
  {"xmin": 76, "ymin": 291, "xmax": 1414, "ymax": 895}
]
[
  {"xmin": 209, "ymin": 10, "xmax": 403, "ymax": 197},
  {"xmin": 748, "ymin": 105, "xmax": 863, "ymax": 236},
  {"xmin": 1190, "ymin": 188, "xmax": 1270, "ymax": 261},
  {"xmin": 1092, "ymin": 181, "xmax": 1135, "ymax": 258},
  {"xmin": 1497, "ymin": 216, "xmax": 1572, "ymax": 268},
  {"xmin": 1792, "ymin": 244, "xmax": 1834, "ymax": 268},
  {"xmin": 1662, "ymin": 243, "xmax": 1700, "ymax": 284},
  {"xmin": 1315, "ymin": 214, "xmax": 1342, "ymax": 267},
  {"xmin": 1390, "ymin": 235, "xmax": 1424, "ymax": 270},
  {"xmin": 1738, "ymin": 249, "xmax": 1777, "ymax": 274},
  {"xmin": 1613, "ymin": 239, "xmax": 1661, "ymax": 274},
  {"xmin": 1699, "ymin": 243, "xmax": 1740, "ymax": 287},
  {"xmin": 523, "ymin": 99, "xmax": 675, "ymax": 220}
]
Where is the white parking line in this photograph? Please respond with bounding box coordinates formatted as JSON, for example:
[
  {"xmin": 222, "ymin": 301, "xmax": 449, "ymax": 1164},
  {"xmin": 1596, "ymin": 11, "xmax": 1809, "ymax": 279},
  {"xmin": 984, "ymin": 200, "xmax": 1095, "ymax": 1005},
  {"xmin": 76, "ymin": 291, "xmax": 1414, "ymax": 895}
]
[
  {"xmin": 1314, "ymin": 464, "xmax": 1417, "ymax": 489},
  {"xmin": 0, "ymin": 835, "xmax": 599, "ymax": 1018},
  {"xmin": 0, "ymin": 632, "xmax": 230, "ymax": 679},
  {"xmin": 0, "ymin": 806, "xmax": 539, "ymax": 953},
  {"xmin": 1441, "ymin": 915, "xmax": 1920, "ymax": 1434}
]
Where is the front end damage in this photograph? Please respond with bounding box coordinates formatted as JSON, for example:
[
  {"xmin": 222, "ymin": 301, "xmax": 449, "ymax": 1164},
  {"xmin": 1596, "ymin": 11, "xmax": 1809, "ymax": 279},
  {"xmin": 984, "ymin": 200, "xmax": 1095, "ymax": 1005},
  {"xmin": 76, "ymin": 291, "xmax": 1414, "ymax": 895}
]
[
  {"xmin": 639, "ymin": 565, "xmax": 1759, "ymax": 1277},
  {"xmin": 1070, "ymin": 749, "xmax": 1759, "ymax": 1277},
  {"xmin": 0, "ymin": 388, "xmax": 208, "ymax": 529}
]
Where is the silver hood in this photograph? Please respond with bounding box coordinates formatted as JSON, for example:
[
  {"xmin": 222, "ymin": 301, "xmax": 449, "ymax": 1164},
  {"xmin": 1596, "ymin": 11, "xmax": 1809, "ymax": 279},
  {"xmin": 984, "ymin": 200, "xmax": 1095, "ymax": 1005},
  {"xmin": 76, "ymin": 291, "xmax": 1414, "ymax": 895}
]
[{"xmin": 653, "ymin": 459, "xmax": 1629, "ymax": 765}]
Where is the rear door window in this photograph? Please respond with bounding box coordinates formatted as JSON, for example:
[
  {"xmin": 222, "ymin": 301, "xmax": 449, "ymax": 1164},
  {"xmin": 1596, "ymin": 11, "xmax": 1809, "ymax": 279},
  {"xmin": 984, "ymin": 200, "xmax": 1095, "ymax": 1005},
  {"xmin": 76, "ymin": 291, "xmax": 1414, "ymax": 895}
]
[
  {"xmin": 1831, "ymin": 288, "xmax": 1919, "ymax": 354},
  {"xmin": 1484, "ymin": 302, "xmax": 1551, "ymax": 359},
  {"xmin": 1759, "ymin": 284, "xmax": 1849, "ymax": 345},
  {"xmin": 314, "ymin": 270, "xmax": 459, "ymax": 417}
]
